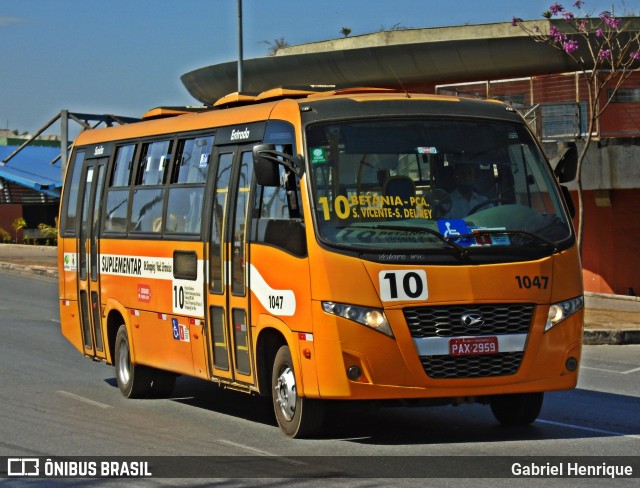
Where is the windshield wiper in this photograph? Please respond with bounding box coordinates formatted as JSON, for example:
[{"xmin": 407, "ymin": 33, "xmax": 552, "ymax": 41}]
[
  {"xmin": 367, "ymin": 224, "xmax": 470, "ymax": 260},
  {"xmin": 459, "ymin": 230, "xmax": 559, "ymax": 253}
]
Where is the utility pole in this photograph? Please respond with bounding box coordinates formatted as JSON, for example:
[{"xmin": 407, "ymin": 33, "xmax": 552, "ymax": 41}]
[
  {"xmin": 237, "ymin": 0, "xmax": 244, "ymax": 92},
  {"xmin": 60, "ymin": 110, "xmax": 68, "ymax": 178}
]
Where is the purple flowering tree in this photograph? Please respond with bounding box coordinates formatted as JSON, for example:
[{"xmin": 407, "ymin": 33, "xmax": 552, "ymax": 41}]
[{"xmin": 513, "ymin": 1, "xmax": 640, "ymax": 252}]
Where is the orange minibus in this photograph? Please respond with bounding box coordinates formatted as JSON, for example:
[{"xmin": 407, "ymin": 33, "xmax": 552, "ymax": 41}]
[{"xmin": 58, "ymin": 88, "xmax": 583, "ymax": 437}]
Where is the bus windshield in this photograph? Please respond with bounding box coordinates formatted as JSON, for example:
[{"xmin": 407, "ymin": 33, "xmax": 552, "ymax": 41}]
[{"xmin": 307, "ymin": 118, "xmax": 572, "ymax": 257}]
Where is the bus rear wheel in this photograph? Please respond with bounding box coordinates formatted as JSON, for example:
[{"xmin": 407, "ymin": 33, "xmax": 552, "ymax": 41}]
[
  {"xmin": 272, "ymin": 345, "xmax": 324, "ymax": 438},
  {"xmin": 149, "ymin": 370, "xmax": 177, "ymax": 398},
  {"xmin": 114, "ymin": 324, "xmax": 153, "ymax": 399},
  {"xmin": 490, "ymin": 392, "xmax": 544, "ymax": 426}
]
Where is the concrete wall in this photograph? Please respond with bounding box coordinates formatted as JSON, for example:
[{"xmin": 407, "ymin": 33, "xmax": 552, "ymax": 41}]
[
  {"xmin": 578, "ymin": 188, "xmax": 640, "ymax": 295},
  {"xmin": 544, "ymin": 140, "xmax": 640, "ymax": 191},
  {"xmin": 0, "ymin": 204, "xmax": 23, "ymax": 243},
  {"xmin": 543, "ymin": 140, "xmax": 640, "ymax": 295}
]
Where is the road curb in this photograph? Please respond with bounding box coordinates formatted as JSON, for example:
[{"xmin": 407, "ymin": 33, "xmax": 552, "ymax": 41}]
[
  {"xmin": 0, "ymin": 262, "xmax": 58, "ymax": 279},
  {"xmin": 583, "ymin": 329, "xmax": 640, "ymax": 345},
  {"xmin": 585, "ymin": 291, "xmax": 640, "ymax": 304}
]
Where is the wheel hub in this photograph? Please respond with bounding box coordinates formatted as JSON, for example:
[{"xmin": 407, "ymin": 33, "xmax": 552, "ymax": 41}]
[
  {"xmin": 117, "ymin": 341, "xmax": 131, "ymax": 384},
  {"xmin": 275, "ymin": 366, "xmax": 296, "ymax": 421}
]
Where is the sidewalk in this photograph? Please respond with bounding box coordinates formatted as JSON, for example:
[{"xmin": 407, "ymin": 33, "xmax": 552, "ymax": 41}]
[
  {"xmin": 0, "ymin": 244, "xmax": 638, "ymax": 344},
  {"xmin": 0, "ymin": 244, "xmax": 58, "ymax": 278}
]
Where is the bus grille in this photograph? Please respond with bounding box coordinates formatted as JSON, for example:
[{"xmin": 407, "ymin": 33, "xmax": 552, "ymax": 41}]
[
  {"xmin": 404, "ymin": 304, "xmax": 533, "ymax": 379},
  {"xmin": 404, "ymin": 303, "xmax": 533, "ymax": 338},
  {"xmin": 420, "ymin": 352, "xmax": 524, "ymax": 379}
]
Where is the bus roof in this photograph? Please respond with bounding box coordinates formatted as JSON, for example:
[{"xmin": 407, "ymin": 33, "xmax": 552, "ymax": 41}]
[{"xmin": 73, "ymin": 87, "xmax": 516, "ymax": 147}]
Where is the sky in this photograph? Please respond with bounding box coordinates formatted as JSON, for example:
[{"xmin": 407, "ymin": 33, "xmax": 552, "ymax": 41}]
[{"xmin": 0, "ymin": 0, "xmax": 629, "ymax": 136}]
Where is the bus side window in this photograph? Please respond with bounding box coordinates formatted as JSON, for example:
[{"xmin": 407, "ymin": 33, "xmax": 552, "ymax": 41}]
[
  {"xmin": 60, "ymin": 149, "xmax": 86, "ymax": 236},
  {"xmin": 171, "ymin": 136, "xmax": 212, "ymax": 184},
  {"xmin": 255, "ymin": 164, "xmax": 289, "ymax": 219},
  {"xmin": 136, "ymin": 140, "xmax": 173, "ymax": 186},
  {"xmin": 110, "ymin": 144, "xmax": 136, "ymax": 187},
  {"xmin": 104, "ymin": 144, "xmax": 136, "ymax": 233},
  {"xmin": 165, "ymin": 135, "xmax": 213, "ymax": 235},
  {"xmin": 130, "ymin": 140, "xmax": 172, "ymax": 233},
  {"xmin": 251, "ymin": 149, "xmax": 307, "ymax": 257}
]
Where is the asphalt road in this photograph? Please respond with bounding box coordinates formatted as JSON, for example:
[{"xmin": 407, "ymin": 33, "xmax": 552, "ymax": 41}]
[{"xmin": 1, "ymin": 271, "xmax": 639, "ymax": 487}]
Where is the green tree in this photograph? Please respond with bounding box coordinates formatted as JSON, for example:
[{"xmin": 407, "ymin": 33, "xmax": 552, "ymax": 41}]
[
  {"xmin": 340, "ymin": 27, "xmax": 352, "ymax": 37},
  {"xmin": 38, "ymin": 221, "xmax": 58, "ymax": 245},
  {"xmin": 0, "ymin": 227, "xmax": 10, "ymax": 243},
  {"xmin": 513, "ymin": 2, "xmax": 640, "ymax": 252},
  {"xmin": 11, "ymin": 217, "xmax": 27, "ymax": 243}
]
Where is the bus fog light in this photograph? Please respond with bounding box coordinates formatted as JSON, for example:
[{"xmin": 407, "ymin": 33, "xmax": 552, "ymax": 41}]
[
  {"xmin": 566, "ymin": 357, "xmax": 578, "ymax": 372},
  {"xmin": 347, "ymin": 365, "xmax": 362, "ymax": 380}
]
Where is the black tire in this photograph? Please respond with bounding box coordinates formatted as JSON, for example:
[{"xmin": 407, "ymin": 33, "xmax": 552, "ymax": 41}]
[
  {"xmin": 272, "ymin": 345, "xmax": 324, "ymax": 438},
  {"xmin": 148, "ymin": 370, "xmax": 177, "ymax": 399},
  {"xmin": 490, "ymin": 392, "xmax": 544, "ymax": 426},
  {"xmin": 114, "ymin": 324, "xmax": 153, "ymax": 399}
]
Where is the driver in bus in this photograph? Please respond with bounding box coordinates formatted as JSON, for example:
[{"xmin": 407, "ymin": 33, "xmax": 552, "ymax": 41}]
[{"xmin": 445, "ymin": 163, "xmax": 490, "ymax": 219}]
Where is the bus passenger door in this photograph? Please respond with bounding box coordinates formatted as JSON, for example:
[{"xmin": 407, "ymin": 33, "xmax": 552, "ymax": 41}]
[
  {"xmin": 206, "ymin": 148, "xmax": 256, "ymax": 386},
  {"xmin": 77, "ymin": 157, "xmax": 107, "ymax": 359}
]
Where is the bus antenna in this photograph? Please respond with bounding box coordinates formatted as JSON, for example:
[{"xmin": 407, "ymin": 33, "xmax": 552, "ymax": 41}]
[{"xmin": 389, "ymin": 66, "xmax": 411, "ymax": 98}]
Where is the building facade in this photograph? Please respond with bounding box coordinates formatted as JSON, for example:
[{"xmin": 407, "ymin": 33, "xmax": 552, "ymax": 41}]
[{"xmin": 0, "ymin": 138, "xmax": 61, "ymax": 243}]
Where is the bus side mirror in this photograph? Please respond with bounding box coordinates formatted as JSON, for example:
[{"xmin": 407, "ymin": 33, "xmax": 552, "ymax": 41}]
[
  {"xmin": 253, "ymin": 144, "xmax": 304, "ymax": 187},
  {"xmin": 553, "ymin": 142, "xmax": 578, "ymax": 183},
  {"xmin": 560, "ymin": 185, "xmax": 575, "ymax": 219},
  {"xmin": 253, "ymin": 144, "xmax": 280, "ymax": 186}
]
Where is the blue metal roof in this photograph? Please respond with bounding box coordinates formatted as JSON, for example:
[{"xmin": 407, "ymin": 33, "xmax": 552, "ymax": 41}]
[{"xmin": 0, "ymin": 145, "xmax": 62, "ymax": 197}]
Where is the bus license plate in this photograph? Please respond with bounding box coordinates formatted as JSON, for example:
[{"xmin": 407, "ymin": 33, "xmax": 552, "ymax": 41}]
[{"xmin": 449, "ymin": 336, "xmax": 498, "ymax": 356}]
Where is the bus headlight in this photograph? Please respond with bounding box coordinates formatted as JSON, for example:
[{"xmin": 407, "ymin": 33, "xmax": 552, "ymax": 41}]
[
  {"xmin": 545, "ymin": 296, "xmax": 584, "ymax": 332},
  {"xmin": 322, "ymin": 301, "xmax": 393, "ymax": 337}
]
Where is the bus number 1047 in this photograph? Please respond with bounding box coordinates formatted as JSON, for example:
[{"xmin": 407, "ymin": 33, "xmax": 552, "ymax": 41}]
[
  {"xmin": 269, "ymin": 295, "xmax": 284, "ymax": 310},
  {"xmin": 515, "ymin": 275, "xmax": 549, "ymax": 289}
]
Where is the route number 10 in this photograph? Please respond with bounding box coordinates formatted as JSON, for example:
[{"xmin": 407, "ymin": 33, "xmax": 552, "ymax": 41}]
[{"xmin": 379, "ymin": 270, "xmax": 428, "ymax": 302}]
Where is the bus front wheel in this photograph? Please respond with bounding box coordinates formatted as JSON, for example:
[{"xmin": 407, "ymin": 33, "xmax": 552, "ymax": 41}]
[
  {"xmin": 114, "ymin": 324, "xmax": 152, "ymax": 399},
  {"xmin": 490, "ymin": 392, "xmax": 544, "ymax": 426},
  {"xmin": 271, "ymin": 345, "xmax": 324, "ymax": 438}
]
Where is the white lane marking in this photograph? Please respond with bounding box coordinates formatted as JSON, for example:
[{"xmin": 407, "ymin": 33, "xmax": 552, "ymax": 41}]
[
  {"xmin": 581, "ymin": 366, "xmax": 624, "ymax": 374},
  {"xmin": 581, "ymin": 365, "xmax": 640, "ymax": 375},
  {"xmin": 217, "ymin": 440, "xmax": 307, "ymax": 466},
  {"xmin": 49, "ymin": 318, "xmax": 60, "ymax": 323},
  {"xmin": 56, "ymin": 390, "xmax": 111, "ymax": 409},
  {"xmin": 537, "ymin": 419, "xmax": 640, "ymax": 440}
]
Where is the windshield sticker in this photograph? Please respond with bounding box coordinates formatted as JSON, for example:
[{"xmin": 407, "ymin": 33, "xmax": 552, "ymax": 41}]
[
  {"xmin": 416, "ymin": 146, "xmax": 438, "ymax": 154},
  {"xmin": 437, "ymin": 219, "xmax": 474, "ymax": 246},
  {"xmin": 470, "ymin": 227, "xmax": 511, "ymax": 246},
  {"xmin": 310, "ymin": 147, "xmax": 328, "ymax": 164}
]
